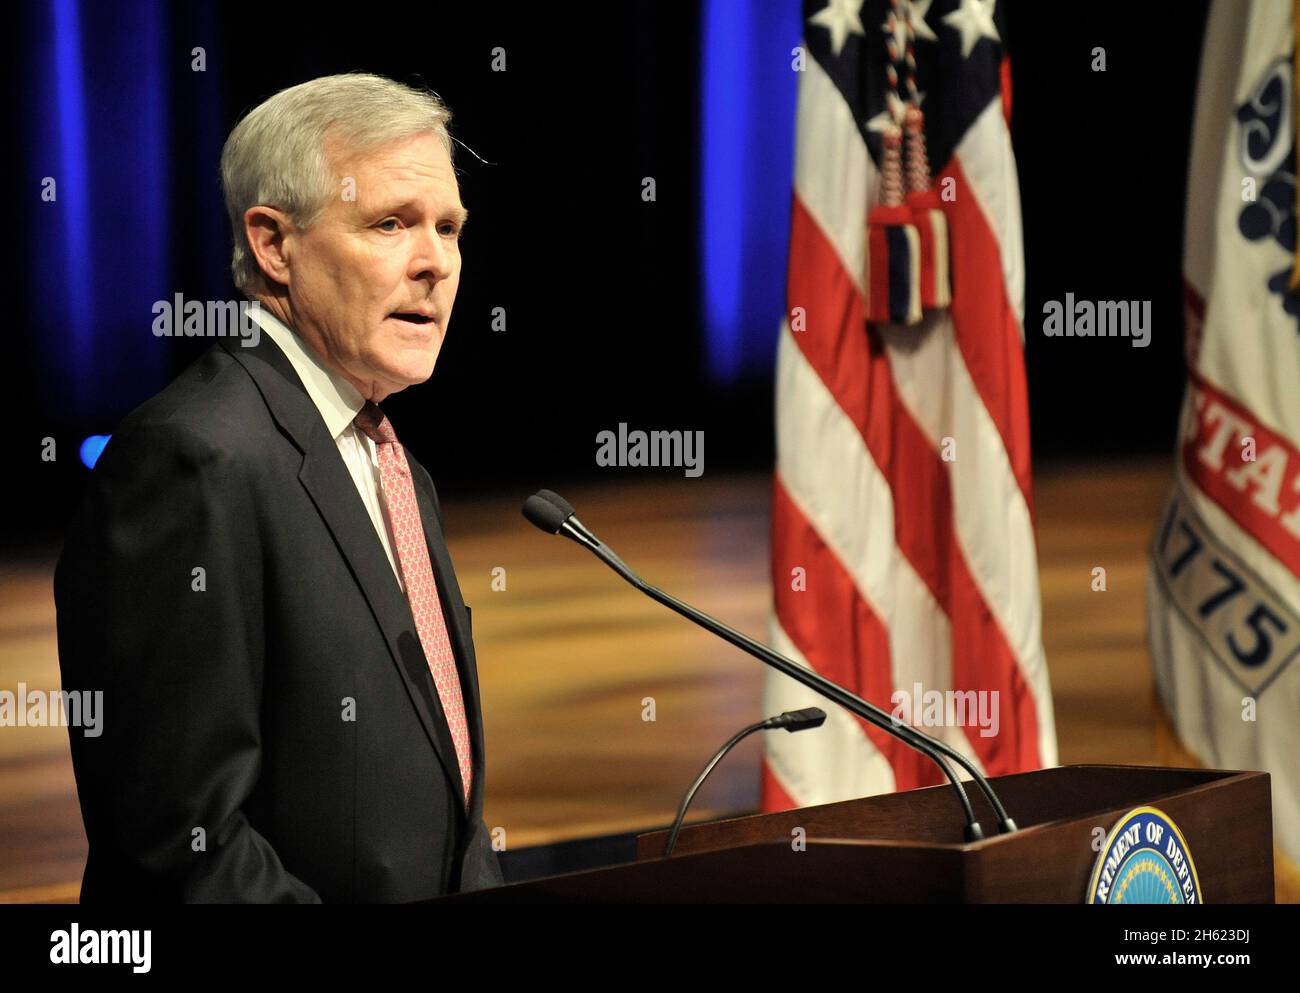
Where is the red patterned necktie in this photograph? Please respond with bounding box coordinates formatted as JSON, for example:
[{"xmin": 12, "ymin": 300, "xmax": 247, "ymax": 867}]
[{"xmin": 354, "ymin": 401, "xmax": 472, "ymax": 808}]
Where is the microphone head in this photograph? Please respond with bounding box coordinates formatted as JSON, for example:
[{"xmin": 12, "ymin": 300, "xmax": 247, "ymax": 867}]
[
  {"xmin": 536, "ymin": 489, "xmax": 575, "ymax": 519},
  {"xmin": 522, "ymin": 493, "xmax": 570, "ymax": 534},
  {"xmin": 780, "ymin": 707, "xmax": 827, "ymax": 732}
]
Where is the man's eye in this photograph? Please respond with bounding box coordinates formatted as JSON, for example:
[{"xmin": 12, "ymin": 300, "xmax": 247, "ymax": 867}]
[
  {"xmin": 438, "ymin": 223, "xmax": 461, "ymax": 237},
  {"xmin": 377, "ymin": 218, "xmax": 400, "ymax": 232}
]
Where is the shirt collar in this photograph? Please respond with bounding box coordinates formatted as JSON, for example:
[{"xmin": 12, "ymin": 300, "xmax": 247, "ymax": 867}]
[{"xmin": 250, "ymin": 305, "xmax": 365, "ymax": 442}]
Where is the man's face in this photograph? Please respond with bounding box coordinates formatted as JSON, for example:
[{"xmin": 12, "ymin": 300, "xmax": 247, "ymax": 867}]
[{"xmin": 281, "ymin": 132, "xmax": 466, "ymax": 400}]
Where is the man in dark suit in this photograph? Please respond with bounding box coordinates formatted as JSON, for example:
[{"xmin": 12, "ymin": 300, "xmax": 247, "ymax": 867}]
[{"xmin": 54, "ymin": 73, "xmax": 502, "ymax": 902}]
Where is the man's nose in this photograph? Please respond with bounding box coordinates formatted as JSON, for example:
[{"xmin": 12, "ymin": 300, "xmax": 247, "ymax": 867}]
[{"xmin": 410, "ymin": 224, "xmax": 455, "ymax": 282}]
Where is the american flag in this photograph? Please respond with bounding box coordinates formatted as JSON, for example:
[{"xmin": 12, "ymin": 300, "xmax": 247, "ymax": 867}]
[{"xmin": 762, "ymin": 0, "xmax": 1058, "ymax": 809}]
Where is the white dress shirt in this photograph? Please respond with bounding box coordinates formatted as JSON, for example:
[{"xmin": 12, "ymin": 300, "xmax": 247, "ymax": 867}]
[{"xmin": 251, "ymin": 306, "xmax": 406, "ymax": 592}]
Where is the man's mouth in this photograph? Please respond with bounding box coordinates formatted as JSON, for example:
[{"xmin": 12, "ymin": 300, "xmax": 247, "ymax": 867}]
[{"xmin": 390, "ymin": 312, "xmax": 436, "ymax": 326}]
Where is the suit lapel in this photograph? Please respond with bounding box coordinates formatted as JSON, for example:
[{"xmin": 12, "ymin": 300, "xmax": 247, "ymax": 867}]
[{"xmin": 224, "ymin": 337, "xmax": 468, "ymax": 816}]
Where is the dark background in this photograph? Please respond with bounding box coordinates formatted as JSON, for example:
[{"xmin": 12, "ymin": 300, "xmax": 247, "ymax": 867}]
[{"xmin": 6, "ymin": 0, "xmax": 1210, "ymax": 548}]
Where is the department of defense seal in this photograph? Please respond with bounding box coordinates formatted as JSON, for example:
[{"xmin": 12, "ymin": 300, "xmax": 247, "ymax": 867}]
[{"xmin": 1087, "ymin": 806, "xmax": 1202, "ymax": 904}]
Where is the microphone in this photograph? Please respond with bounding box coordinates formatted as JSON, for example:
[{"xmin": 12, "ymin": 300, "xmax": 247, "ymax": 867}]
[
  {"xmin": 523, "ymin": 490, "xmax": 599, "ymax": 546},
  {"xmin": 663, "ymin": 708, "xmax": 826, "ymax": 858},
  {"xmin": 522, "ymin": 489, "xmax": 1019, "ymax": 839},
  {"xmin": 762, "ymin": 707, "xmax": 826, "ymax": 732}
]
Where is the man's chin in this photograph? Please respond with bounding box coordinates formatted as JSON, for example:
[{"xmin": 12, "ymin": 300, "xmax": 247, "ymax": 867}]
[{"xmin": 377, "ymin": 357, "xmax": 439, "ymax": 395}]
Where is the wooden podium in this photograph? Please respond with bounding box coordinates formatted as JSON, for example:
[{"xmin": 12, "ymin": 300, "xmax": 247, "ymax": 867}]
[{"xmin": 433, "ymin": 765, "xmax": 1274, "ymax": 903}]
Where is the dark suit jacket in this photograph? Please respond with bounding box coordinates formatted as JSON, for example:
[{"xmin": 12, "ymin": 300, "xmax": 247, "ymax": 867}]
[{"xmin": 54, "ymin": 333, "xmax": 503, "ymax": 902}]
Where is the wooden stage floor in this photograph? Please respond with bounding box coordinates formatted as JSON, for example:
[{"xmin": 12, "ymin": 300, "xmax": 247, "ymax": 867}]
[{"xmin": 0, "ymin": 460, "xmax": 1175, "ymax": 902}]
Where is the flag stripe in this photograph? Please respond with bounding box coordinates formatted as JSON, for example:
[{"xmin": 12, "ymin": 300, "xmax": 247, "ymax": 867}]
[
  {"xmin": 773, "ymin": 472, "xmax": 939, "ymax": 790},
  {"xmin": 791, "ymin": 53, "xmax": 870, "ymax": 288},
  {"xmin": 951, "ymin": 98, "xmax": 1026, "ymax": 331},
  {"xmin": 762, "ymin": 614, "xmax": 900, "ymax": 806},
  {"xmin": 879, "ymin": 314, "xmax": 1053, "ymax": 733},
  {"xmin": 759, "ymin": 754, "xmax": 802, "ymax": 812},
  {"xmin": 787, "ymin": 198, "xmax": 1038, "ymax": 773},
  {"xmin": 941, "ymin": 153, "xmax": 1034, "ymax": 505},
  {"xmin": 775, "ymin": 321, "xmax": 991, "ymax": 779}
]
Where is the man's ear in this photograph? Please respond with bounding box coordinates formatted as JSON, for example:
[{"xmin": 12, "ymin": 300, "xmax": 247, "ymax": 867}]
[{"xmin": 244, "ymin": 205, "xmax": 295, "ymax": 288}]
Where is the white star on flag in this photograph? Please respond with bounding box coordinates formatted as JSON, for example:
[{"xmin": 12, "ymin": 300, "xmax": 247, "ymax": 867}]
[
  {"xmin": 809, "ymin": 0, "xmax": 866, "ymax": 57},
  {"xmin": 942, "ymin": 0, "xmax": 1000, "ymax": 58},
  {"xmin": 906, "ymin": 0, "xmax": 940, "ymax": 43}
]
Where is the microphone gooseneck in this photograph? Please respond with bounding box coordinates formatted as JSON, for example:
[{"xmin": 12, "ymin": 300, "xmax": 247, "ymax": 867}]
[
  {"xmin": 663, "ymin": 708, "xmax": 827, "ymax": 858},
  {"xmin": 523, "ymin": 489, "xmax": 1018, "ymax": 839}
]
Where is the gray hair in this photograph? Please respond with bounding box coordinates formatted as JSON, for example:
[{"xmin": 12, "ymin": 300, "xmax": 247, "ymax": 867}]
[{"xmin": 220, "ymin": 72, "xmax": 454, "ymax": 297}]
